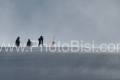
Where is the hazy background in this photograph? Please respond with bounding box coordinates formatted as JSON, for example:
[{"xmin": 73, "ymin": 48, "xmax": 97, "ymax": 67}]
[{"xmin": 0, "ymin": 0, "xmax": 120, "ymax": 47}]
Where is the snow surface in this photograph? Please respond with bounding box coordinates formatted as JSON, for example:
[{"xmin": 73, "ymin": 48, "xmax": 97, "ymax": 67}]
[{"xmin": 0, "ymin": 47, "xmax": 120, "ymax": 80}]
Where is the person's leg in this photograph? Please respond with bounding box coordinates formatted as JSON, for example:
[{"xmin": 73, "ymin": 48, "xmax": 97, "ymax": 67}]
[
  {"xmin": 38, "ymin": 42, "xmax": 40, "ymax": 47},
  {"xmin": 42, "ymin": 44, "xmax": 44, "ymax": 47},
  {"xmin": 41, "ymin": 41, "xmax": 44, "ymax": 47}
]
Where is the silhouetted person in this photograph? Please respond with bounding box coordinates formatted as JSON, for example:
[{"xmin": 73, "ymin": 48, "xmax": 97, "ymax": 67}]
[
  {"xmin": 38, "ymin": 36, "xmax": 44, "ymax": 47},
  {"xmin": 27, "ymin": 39, "xmax": 33, "ymax": 47},
  {"xmin": 15, "ymin": 37, "xmax": 20, "ymax": 47}
]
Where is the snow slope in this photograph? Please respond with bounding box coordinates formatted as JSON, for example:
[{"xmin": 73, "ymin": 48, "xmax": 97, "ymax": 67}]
[{"xmin": 0, "ymin": 47, "xmax": 120, "ymax": 80}]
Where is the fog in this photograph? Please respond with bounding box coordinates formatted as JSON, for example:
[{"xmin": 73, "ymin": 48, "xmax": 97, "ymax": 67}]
[{"xmin": 0, "ymin": 0, "xmax": 120, "ymax": 46}]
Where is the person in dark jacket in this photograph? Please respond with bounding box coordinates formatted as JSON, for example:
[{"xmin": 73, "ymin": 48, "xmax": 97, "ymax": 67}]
[
  {"xmin": 27, "ymin": 39, "xmax": 33, "ymax": 47},
  {"xmin": 38, "ymin": 36, "xmax": 44, "ymax": 47},
  {"xmin": 15, "ymin": 37, "xmax": 20, "ymax": 47}
]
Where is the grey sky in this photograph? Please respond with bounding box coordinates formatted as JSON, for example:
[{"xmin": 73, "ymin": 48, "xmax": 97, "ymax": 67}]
[{"xmin": 0, "ymin": 0, "xmax": 120, "ymax": 46}]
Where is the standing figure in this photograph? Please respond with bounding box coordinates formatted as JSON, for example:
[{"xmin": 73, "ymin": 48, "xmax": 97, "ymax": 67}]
[
  {"xmin": 51, "ymin": 37, "xmax": 55, "ymax": 46},
  {"xmin": 38, "ymin": 36, "xmax": 44, "ymax": 47},
  {"xmin": 15, "ymin": 37, "xmax": 20, "ymax": 47},
  {"xmin": 27, "ymin": 39, "xmax": 33, "ymax": 47}
]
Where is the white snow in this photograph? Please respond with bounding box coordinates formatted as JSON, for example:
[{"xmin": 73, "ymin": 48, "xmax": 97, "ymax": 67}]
[{"xmin": 0, "ymin": 47, "xmax": 120, "ymax": 80}]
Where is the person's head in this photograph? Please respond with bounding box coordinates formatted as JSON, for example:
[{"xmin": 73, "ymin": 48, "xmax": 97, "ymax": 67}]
[
  {"xmin": 40, "ymin": 36, "xmax": 43, "ymax": 38},
  {"xmin": 28, "ymin": 39, "xmax": 30, "ymax": 41},
  {"xmin": 17, "ymin": 37, "xmax": 20, "ymax": 40}
]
